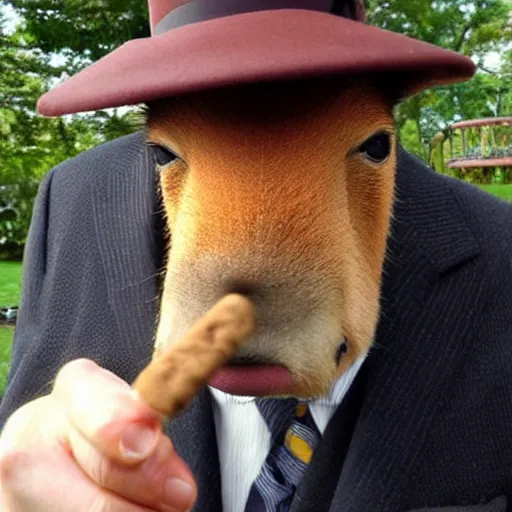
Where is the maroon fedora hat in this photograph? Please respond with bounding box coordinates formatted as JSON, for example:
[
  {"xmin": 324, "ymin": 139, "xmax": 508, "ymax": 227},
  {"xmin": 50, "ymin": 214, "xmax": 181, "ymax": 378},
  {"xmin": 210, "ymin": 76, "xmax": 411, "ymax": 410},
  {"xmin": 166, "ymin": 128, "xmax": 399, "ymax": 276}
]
[{"xmin": 37, "ymin": 0, "xmax": 476, "ymax": 116}]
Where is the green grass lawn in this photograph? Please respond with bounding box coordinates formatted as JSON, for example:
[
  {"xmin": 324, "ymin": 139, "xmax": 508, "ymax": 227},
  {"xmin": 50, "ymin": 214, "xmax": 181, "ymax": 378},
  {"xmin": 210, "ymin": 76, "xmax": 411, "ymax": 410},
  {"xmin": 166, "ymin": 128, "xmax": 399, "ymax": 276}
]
[
  {"xmin": 0, "ymin": 261, "xmax": 23, "ymax": 306},
  {"xmin": 479, "ymin": 184, "xmax": 512, "ymax": 203},
  {"xmin": 0, "ymin": 260, "xmax": 22, "ymax": 396},
  {"xmin": 0, "ymin": 327, "xmax": 13, "ymax": 395}
]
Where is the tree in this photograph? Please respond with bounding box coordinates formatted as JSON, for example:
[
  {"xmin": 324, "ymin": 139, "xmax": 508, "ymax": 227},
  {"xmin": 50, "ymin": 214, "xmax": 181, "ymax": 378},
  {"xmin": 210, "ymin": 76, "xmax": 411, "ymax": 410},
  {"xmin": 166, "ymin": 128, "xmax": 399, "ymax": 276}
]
[
  {"xmin": 367, "ymin": 0, "xmax": 512, "ymax": 159},
  {"xmin": 0, "ymin": 10, "xmax": 104, "ymax": 257},
  {"xmin": 1, "ymin": 2, "xmax": 153, "ymax": 257},
  {"xmin": 497, "ymin": 48, "xmax": 512, "ymax": 116},
  {"xmin": 9, "ymin": 0, "xmax": 149, "ymax": 62}
]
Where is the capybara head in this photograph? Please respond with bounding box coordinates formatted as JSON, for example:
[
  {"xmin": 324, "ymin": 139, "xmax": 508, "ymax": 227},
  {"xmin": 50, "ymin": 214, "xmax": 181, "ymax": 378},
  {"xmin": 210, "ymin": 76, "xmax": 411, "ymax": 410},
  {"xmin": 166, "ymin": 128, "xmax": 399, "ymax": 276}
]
[{"xmin": 147, "ymin": 76, "xmax": 397, "ymax": 398}]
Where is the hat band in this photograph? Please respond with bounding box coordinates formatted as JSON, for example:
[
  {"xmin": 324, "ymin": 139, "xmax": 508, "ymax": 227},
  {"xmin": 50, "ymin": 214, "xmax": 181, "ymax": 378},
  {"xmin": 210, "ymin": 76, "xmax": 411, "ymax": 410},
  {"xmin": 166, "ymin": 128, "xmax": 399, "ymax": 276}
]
[{"xmin": 155, "ymin": 0, "xmax": 338, "ymax": 35}]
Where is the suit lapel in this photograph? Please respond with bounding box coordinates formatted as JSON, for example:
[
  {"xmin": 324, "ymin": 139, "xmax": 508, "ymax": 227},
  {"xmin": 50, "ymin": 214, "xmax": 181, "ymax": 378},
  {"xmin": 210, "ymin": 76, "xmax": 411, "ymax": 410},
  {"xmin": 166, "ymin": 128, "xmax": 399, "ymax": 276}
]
[
  {"xmin": 166, "ymin": 389, "xmax": 223, "ymax": 512},
  {"xmin": 93, "ymin": 134, "xmax": 166, "ymax": 381},
  {"xmin": 328, "ymin": 151, "xmax": 485, "ymax": 511},
  {"xmin": 292, "ymin": 149, "xmax": 487, "ymax": 512}
]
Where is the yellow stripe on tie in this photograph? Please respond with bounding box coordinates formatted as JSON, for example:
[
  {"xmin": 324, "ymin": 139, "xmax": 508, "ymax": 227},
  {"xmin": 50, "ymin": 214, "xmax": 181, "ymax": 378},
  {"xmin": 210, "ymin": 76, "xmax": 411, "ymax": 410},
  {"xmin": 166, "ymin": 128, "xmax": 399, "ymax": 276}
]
[
  {"xmin": 296, "ymin": 404, "xmax": 308, "ymax": 417},
  {"xmin": 285, "ymin": 430, "xmax": 314, "ymax": 464}
]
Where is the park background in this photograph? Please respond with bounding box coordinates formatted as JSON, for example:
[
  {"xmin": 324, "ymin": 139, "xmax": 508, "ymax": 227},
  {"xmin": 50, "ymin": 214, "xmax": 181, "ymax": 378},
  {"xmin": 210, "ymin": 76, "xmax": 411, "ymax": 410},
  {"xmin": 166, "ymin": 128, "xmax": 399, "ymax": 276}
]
[{"xmin": 0, "ymin": 0, "xmax": 511, "ymax": 395}]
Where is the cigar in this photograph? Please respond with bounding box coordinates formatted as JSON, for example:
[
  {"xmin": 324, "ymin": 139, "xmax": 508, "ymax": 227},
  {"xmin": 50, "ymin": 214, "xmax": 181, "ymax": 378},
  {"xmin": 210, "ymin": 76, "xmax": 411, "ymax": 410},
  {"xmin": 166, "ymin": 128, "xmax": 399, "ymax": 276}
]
[{"xmin": 132, "ymin": 294, "xmax": 255, "ymax": 419}]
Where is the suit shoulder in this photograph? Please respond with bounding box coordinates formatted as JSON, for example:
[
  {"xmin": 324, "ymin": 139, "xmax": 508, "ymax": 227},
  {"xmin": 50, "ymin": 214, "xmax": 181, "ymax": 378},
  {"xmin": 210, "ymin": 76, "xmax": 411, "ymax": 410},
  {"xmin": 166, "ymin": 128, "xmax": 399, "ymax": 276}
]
[
  {"xmin": 35, "ymin": 132, "xmax": 149, "ymax": 240},
  {"xmin": 48, "ymin": 131, "xmax": 146, "ymax": 190},
  {"xmin": 439, "ymin": 173, "xmax": 512, "ymax": 318},
  {"xmin": 444, "ymin": 175, "xmax": 512, "ymax": 248},
  {"xmin": 398, "ymin": 149, "xmax": 512, "ymax": 252}
]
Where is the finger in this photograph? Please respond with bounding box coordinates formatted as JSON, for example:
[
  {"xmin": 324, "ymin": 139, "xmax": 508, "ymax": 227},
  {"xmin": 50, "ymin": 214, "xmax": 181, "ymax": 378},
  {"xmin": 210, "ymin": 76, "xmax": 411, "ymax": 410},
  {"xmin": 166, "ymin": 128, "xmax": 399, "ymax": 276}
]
[
  {"xmin": 52, "ymin": 358, "xmax": 162, "ymax": 464},
  {"xmin": 0, "ymin": 443, "xmax": 162, "ymax": 512},
  {"xmin": 66, "ymin": 423, "xmax": 197, "ymax": 511}
]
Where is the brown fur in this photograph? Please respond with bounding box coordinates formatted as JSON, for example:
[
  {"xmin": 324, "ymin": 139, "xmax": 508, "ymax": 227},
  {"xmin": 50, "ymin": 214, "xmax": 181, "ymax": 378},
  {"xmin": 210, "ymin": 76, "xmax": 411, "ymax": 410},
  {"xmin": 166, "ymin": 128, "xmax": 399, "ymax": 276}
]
[{"xmin": 147, "ymin": 77, "xmax": 396, "ymax": 398}]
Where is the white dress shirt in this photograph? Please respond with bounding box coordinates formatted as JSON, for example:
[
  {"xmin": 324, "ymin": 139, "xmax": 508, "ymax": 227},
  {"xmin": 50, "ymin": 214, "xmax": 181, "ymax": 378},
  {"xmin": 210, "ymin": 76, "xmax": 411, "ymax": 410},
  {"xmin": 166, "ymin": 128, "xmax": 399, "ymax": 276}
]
[{"xmin": 209, "ymin": 357, "xmax": 365, "ymax": 512}]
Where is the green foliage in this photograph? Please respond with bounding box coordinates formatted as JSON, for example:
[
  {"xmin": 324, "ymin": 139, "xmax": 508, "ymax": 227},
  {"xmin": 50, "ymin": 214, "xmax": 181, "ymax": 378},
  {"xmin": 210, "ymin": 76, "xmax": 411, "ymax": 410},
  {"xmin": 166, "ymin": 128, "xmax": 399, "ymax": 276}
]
[
  {"xmin": 465, "ymin": 144, "xmax": 512, "ymax": 158},
  {"xmin": 0, "ymin": 17, "xmax": 107, "ymax": 254},
  {"xmin": 398, "ymin": 119, "xmax": 427, "ymax": 160},
  {"xmin": 10, "ymin": 0, "xmax": 149, "ymax": 61},
  {"xmin": 367, "ymin": 0, "xmax": 511, "ymax": 55},
  {"xmin": 368, "ymin": 0, "xmax": 512, "ymax": 162},
  {"xmin": 0, "ymin": 6, "xmax": 145, "ymax": 257}
]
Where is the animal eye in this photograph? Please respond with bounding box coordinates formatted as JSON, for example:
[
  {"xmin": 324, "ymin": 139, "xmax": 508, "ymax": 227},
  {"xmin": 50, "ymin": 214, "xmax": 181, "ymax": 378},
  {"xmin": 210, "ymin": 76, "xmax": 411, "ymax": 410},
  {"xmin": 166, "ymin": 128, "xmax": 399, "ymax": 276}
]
[
  {"xmin": 148, "ymin": 144, "xmax": 179, "ymax": 167},
  {"xmin": 359, "ymin": 133, "xmax": 391, "ymax": 163}
]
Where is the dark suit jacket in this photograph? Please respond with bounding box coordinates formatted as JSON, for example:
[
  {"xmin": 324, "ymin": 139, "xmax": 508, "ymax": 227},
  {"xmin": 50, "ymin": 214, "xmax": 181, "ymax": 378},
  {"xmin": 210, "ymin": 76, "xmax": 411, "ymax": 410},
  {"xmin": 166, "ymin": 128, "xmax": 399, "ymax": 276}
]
[{"xmin": 1, "ymin": 132, "xmax": 512, "ymax": 512}]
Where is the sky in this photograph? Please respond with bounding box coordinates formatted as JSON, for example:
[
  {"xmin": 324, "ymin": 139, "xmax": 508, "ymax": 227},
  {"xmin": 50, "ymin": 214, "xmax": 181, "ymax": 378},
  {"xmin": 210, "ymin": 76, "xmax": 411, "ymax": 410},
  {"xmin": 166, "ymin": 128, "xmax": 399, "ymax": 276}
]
[{"xmin": 2, "ymin": 3, "xmax": 17, "ymax": 33}]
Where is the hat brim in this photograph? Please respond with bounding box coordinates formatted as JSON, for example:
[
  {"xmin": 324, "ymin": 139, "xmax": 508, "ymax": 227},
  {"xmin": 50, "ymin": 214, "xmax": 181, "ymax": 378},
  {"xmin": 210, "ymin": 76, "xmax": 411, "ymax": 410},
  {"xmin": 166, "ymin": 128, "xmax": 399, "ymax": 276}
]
[{"xmin": 37, "ymin": 9, "xmax": 475, "ymax": 116}]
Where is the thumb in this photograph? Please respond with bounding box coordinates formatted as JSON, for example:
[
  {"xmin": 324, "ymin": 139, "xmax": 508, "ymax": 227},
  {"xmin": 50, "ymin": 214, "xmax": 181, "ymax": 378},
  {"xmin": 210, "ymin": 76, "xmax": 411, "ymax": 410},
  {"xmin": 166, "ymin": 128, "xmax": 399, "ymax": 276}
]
[{"xmin": 64, "ymin": 415, "xmax": 198, "ymax": 511}]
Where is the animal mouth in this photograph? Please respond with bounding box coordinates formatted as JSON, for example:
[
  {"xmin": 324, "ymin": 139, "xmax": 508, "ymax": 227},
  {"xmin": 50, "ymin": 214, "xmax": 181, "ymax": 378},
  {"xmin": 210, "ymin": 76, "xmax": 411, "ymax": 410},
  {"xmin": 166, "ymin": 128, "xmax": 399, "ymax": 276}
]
[
  {"xmin": 209, "ymin": 362, "xmax": 295, "ymax": 397},
  {"xmin": 208, "ymin": 339, "xmax": 348, "ymax": 397}
]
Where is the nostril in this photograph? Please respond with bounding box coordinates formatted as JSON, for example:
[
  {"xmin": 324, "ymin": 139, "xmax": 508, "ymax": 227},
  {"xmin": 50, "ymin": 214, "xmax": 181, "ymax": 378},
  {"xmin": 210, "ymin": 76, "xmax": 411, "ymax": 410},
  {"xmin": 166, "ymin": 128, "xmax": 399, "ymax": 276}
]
[{"xmin": 225, "ymin": 279, "xmax": 259, "ymax": 298}]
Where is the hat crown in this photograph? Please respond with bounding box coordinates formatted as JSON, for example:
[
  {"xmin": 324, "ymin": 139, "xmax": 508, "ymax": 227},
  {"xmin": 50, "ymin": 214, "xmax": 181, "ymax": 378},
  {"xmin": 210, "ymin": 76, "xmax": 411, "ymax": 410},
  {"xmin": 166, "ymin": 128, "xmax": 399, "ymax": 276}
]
[
  {"xmin": 149, "ymin": 1, "xmax": 187, "ymax": 27},
  {"xmin": 149, "ymin": 0, "xmax": 365, "ymax": 33}
]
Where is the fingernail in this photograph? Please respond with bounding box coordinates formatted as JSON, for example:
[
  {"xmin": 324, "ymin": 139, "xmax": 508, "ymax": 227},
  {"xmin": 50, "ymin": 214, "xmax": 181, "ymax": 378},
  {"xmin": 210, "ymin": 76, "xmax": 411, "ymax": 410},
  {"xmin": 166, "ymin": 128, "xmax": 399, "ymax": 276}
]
[
  {"xmin": 119, "ymin": 423, "xmax": 159, "ymax": 459},
  {"xmin": 161, "ymin": 477, "xmax": 196, "ymax": 511}
]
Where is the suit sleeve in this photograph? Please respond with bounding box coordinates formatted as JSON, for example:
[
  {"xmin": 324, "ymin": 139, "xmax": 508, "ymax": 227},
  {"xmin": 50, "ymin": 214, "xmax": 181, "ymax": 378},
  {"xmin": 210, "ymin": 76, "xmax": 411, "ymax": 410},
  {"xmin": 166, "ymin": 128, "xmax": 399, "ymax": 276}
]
[
  {"xmin": 0, "ymin": 170, "xmax": 56, "ymax": 428},
  {"xmin": 0, "ymin": 133, "xmax": 161, "ymax": 432},
  {"xmin": 0, "ymin": 162, "xmax": 120, "ymax": 429},
  {"xmin": 0, "ymin": 159, "xmax": 127, "ymax": 429}
]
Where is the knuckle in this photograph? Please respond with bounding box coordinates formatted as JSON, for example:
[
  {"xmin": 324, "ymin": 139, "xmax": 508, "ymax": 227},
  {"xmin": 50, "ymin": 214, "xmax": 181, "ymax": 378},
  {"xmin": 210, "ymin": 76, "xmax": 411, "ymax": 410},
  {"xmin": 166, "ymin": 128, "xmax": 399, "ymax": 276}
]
[
  {"xmin": 0, "ymin": 449, "xmax": 29, "ymax": 486},
  {"xmin": 53, "ymin": 358, "xmax": 98, "ymax": 395},
  {"xmin": 1, "ymin": 399, "xmax": 42, "ymax": 443},
  {"xmin": 57, "ymin": 358, "xmax": 97, "ymax": 382},
  {"xmin": 1, "ymin": 408, "xmax": 26, "ymax": 440}
]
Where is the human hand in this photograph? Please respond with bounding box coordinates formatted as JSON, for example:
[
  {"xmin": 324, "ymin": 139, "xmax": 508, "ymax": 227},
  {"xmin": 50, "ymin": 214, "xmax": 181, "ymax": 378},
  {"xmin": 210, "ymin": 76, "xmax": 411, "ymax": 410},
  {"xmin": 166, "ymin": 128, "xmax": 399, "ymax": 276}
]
[
  {"xmin": 0, "ymin": 358, "xmax": 197, "ymax": 512},
  {"xmin": 0, "ymin": 294, "xmax": 255, "ymax": 512}
]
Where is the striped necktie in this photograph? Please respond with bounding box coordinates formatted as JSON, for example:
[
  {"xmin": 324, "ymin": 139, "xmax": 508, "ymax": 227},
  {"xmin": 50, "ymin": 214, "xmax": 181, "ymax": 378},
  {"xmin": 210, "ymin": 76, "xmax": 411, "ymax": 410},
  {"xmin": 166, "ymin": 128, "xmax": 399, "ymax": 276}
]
[{"xmin": 245, "ymin": 398, "xmax": 321, "ymax": 511}]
